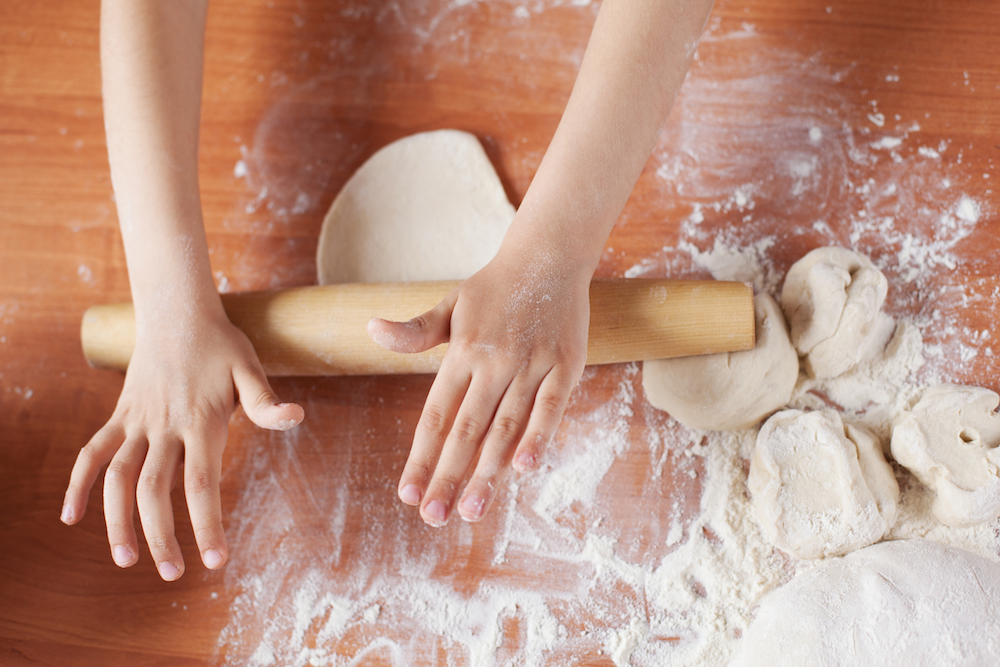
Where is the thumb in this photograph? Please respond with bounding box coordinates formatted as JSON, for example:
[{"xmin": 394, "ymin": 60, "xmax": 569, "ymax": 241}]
[
  {"xmin": 368, "ymin": 289, "xmax": 458, "ymax": 354},
  {"xmin": 233, "ymin": 360, "xmax": 304, "ymax": 431}
]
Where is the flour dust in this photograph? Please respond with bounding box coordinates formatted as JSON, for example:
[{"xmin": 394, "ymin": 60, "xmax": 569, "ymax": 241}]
[{"xmin": 216, "ymin": 3, "xmax": 998, "ymax": 666}]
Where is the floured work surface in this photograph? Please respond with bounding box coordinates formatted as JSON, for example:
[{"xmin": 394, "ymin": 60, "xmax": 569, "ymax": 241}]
[
  {"xmin": 213, "ymin": 1, "xmax": 1000, "ymax": 664},
  {"xmin": 1, "ymin": 0, "xmax": 998, "ymax": 665}
]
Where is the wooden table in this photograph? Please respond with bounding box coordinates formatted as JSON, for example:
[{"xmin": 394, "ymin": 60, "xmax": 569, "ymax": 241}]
[{"xmin": 1, "ymin": 0, "xmax": 998, "ymax": 664}]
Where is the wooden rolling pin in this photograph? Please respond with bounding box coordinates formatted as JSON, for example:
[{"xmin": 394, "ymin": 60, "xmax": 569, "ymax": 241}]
[{"xmin": 80, "ymin": 279, "xmax": 755, "ymax": 376}]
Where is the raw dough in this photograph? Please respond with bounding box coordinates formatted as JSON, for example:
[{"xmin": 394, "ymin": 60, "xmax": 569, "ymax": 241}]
[
  {"xmin": 641, "ymin": 294, "xmax": 798, "ymax": 431},
  {"xmin": 316, "ymin": 130, "xmax": 515, "ymax": 285},
  {"xmin": 780, "ymin": 246, "xmax": 892, "ymax": 379},
  {"xmin": 890, "ymin": 384, "xmax": 1000, "ymax": 526},
  {"xmin": 729, "ymin": 539, "xmax": 1000, "ymax": 667},
  {"xmin": 748, "ymin": 408, "xmax": 898, "ymax": 559}
]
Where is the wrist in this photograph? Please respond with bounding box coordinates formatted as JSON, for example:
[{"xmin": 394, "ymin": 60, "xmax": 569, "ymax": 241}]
[
  {"xmin": 499, "ymin": 209, "xmax": 607, "ymax": 281},
  {"xmin": 129, "ymin": 258, "xmax": 226, "ymax": 334},
  {"xmin": 492, "ymin": 234, "xmax": 597, "ymax": 293}
]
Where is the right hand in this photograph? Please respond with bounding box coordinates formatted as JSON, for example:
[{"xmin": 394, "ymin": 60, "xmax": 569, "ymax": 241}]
[
  {"xmin": 369, "ymin": 249, "xmax": 592, "ymax": 527},
  {"xmin": 61, "ymin": 310, "xmax": 303, "ymax": 581}
]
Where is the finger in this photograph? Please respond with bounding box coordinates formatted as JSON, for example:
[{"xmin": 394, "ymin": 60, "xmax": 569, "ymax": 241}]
[
  {"xmin": 184, "ymin": 433, "xmax": 228, "ymax": 570},
  {"xmin": 102, "ymin": 436, "xmax": 148, "ymax": 569},
  {"xmin": 397, "ymin": 357, "xmax": 471, "ymax": 513},
  {"xmin": 512, "ymin": 365, "xmax": 579, "ymax": 473},
  {"xmin": 420, "ymin": 371, "xmax": 511, "ymax": 527},
  {"xmin": 135, "ymin": 437, "xmax": 186, "ymax": 581},
  {"xmin": 63, "ymin": 421, "xmax": 126, "ymax": 525},
  {"xmin": 368, "ymin": 289, "xmax": 459, "ymax": 354},
  {"xmin": 456, "ymin": 376, "xmax": 534, "ymax": 522},
  {"xmin": 233, "ymin": 359, "xmax": 304, "ymax": 432}
]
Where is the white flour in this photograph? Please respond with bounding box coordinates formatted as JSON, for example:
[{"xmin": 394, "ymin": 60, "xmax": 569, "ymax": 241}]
[
  {"xmin": 215, "ymin": 302, "xmax": 998, "ymax": 667},
  {"xmin": 214, "ymin": 2, "xmax": 999, "ymax": 665}
]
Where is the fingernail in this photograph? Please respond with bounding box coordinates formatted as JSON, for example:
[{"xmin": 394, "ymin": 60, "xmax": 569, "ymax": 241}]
[
  {"xmin": 203, "ymin": 549, "xmax": 224, "ymax": 569},
  {"xmin": 60, "ymin": 504, "xmax": 75, "ymax": 524},
  {"xmin": 112, "ymin": 545, "xmax": 133, "ymax": 567},
  {"xmin": 460, "ymin": 495, "xmax": 485, "ymax": 521},
  {"xmin": 399, "ymin": 484, "xmax": 422, "ymax": 505},
  {"xmin": 423, "ymin": 500, "xmax": 448, "ymax": 527},
  {"xmin": 514, "ymin": 452, "xmax": 537, "ymax": 472},
  {"xmin": 157, "ymin": 562, "xmax": 181, "ymax": 581}
]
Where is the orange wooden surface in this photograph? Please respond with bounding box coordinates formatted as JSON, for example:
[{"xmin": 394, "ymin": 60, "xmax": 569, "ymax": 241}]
[{"xmin": 1, "ymin": 0, "xmax": 998, "ymax": 665}]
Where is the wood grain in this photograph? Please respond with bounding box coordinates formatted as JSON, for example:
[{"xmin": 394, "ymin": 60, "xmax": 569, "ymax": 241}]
[
  {"xmin": 1, "ymin": 0, "xmax": 998, "ymax": 664},
  {"xmin": 80, "ymin": 279, "xmax": 755, "ymax": 375}
]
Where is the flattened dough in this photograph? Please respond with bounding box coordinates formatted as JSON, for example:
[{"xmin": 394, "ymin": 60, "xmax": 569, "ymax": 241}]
[
  {"xmin": 749, "ymin": 408, "xmax": 898, "ymax": 559},
  {"xmin": 641, "ymin": 293, "xmax": 798, "ymax": 431},
  {"xmin": 780, "ymin": 246, "xmax": 892, "ymax": 379},
  {"xmin": 890, "ymin": 384, "xmax": 1000, "ymax": 526},
  {"xmin": 316, "ymin": 130, "xmax": 515, "ymax": 285},
  {"xmin": 730, "ymin": 540, "xmax": 1000, "ymax": 667}
]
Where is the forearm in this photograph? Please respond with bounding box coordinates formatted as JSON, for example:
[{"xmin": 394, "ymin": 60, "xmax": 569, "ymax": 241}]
[
  {"xmin": 505, "ymin": 0, "xmax": 715, "ymax": 272},
  {"xmin": 101, "ymin": 0, "xmax": 218, "ymax": 327}
]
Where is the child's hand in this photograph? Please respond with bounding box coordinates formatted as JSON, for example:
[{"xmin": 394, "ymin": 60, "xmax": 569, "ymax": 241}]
[
  {"xmin": 368, "ymin": 251, "xmax": 591, "ymax": 526},
  {"xmin": 61, "ymin": 311, "xmax": 303, "ymax": 580}
]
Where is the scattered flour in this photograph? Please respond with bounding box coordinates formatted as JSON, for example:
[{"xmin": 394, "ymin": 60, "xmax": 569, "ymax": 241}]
[
  {"xmin": 217, "ymin": 286, "xmax": 998, "ymax": 666},
  {"xmin": 214, "ymin": 2, "xmax": 998, "ymax": 665}
]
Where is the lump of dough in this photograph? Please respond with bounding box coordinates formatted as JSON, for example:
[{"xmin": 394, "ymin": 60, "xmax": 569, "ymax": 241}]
[
  {"xmin": 316, "ymin": 129, "xmax": 515, "ymax": 285},
  {"xmin": 729, "ymin": 539, "xmax": 1000, "ymax": 667},
  {"xmin": 890, "ymin": 384, "xmax": 1000, "ymax": 527},
  {"xmin": 748, "ymin": 408, "xmax": 898, "ymax": 559},
  {"xmin": 641, "ymin": 293, "xmax": 798, "ymax": 431},
  {"xmin": 780, "ymin": 246, "xmax": 891, "ymax": 379}
]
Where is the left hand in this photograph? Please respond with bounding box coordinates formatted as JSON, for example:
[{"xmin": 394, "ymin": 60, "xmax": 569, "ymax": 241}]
[{"xmin": 368, "ymin": 250, "xmax": 591, "ymax": 526}]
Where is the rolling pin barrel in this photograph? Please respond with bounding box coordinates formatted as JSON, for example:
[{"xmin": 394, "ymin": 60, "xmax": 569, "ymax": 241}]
[{"xmin": 80, "ymin": 279, "xmax": 755, "ymax": 376}]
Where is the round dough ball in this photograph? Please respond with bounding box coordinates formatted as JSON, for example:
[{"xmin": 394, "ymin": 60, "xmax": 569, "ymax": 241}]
[
  {"xmin": 641, "ymin": 293, "xmax": 798, "ymax": 431},
  {"xmin": 890, "ymin": 384, "xmax": 1000, "ymax": 527},
  {"xmin": 730, "ymin": 540, "xmax": 1000, "ymax": 667},
  {"xmin": 316, "ymin": 130, "xmax": 515, "ymax": 285},
  {"xmin": 780, "ymin": 246, "xmax": 890, "ymax": 379},
  {"xmin": 748, "ymin": 409, "xmax": 898, "ymax": 559}
]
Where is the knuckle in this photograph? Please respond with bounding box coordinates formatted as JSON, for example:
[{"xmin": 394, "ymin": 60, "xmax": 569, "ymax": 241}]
[
  {"xmin": 534, "ymin": 391, "xmax": 566, "ymax": 416},
  {"xmin": 446, "ymin": 337, "xmax": 473, "ymax": 357},
  {"xmin": 560, "ymin": 341, "xmax": 588, "ymax": 366},
  {"xmin": 417, "ymin": 405, "xmax": 450, "ymax": 437},
  {"xmin": 449, "ymin": 416, "xmax": 483, "ymax": 444},
  {"xmin": 489, "ymin": 415, "xmax": 522, "ymax": 446},
  {"xmin": 251, "ymin": 389, "xmax": 274, "ymax": 411},
  {"xmin": 184, "ymin": 470, "xmax": 216, "ymax": 498},
  {"xmin": 103, "ymin": 460, "xmax": 133, "ymax": 488},
  {"xmin": 75, "ymin": 443, "xmax": 103, "ymax": 472},
  {"xmin": 136, "ymin": 469, "xmax": 171, "ymax": 500},
  {"xmin": 408, "ymin": 314, "xmax": 430, "ymax": 331}
]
